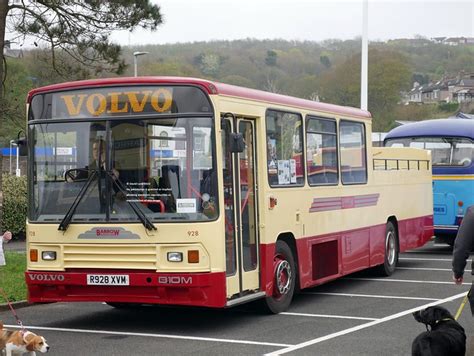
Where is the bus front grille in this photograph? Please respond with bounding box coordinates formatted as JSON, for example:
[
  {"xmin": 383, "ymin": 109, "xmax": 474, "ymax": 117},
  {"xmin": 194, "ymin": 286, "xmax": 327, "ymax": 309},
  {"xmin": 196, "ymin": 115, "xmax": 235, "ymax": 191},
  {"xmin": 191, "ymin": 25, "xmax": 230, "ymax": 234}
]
[{"xmin": 63, "ymin": 244, "xmax": 158, "ymax": 270}]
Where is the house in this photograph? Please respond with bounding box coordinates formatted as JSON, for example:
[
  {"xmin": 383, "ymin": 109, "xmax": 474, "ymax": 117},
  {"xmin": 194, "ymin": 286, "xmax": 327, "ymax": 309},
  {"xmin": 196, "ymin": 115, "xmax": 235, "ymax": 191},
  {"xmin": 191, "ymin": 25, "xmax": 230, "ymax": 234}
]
[
  {"xmin": 3, "ymin": 40, "xmax": 23, "ymax": 58},
  {"xmin": 443, "ymin": 37, "xmax": 474, "ymax": 46},
  {"xmin": 405, "ymin": 73, "xmax": 474, "ymax": 104},
  {"xmin": 450, "ymin": 78, "xmax": 474, "ymax": 103},
  {"xmin": 431, "ymin": 37, "xmax": 447, "ymax": 44},
  {"xmin": 453, "ymin": 88, "xmax": 474, "ymax": 103}
]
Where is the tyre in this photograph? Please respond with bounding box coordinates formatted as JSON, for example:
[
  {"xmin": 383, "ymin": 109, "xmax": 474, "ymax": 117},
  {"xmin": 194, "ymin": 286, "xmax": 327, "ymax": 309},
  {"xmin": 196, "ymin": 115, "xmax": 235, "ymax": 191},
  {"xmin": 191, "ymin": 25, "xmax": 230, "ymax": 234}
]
[
  {"xmin": 376, "ymin": 221, "xmax": 399, "ymax": 276},
  {"xmin": 264, "ymin": 240, "xmax": 296, "ymax": 314}
]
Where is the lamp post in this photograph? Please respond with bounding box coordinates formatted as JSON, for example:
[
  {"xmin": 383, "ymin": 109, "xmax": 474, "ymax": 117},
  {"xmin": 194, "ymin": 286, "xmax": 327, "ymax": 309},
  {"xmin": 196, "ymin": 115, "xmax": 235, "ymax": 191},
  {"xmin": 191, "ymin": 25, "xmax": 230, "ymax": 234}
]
[
  {"xmin": 360, "ymin": 0, "xmax": 368, "ymax": 111},
  {"xmin": 133, "ymin": 51, "xmax": 149, "ymax": 77}
]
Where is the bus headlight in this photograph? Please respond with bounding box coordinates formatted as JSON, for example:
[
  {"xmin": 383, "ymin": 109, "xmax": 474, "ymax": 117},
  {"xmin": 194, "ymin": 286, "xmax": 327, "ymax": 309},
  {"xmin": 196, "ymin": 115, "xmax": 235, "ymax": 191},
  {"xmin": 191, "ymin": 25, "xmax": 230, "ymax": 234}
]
[
  {"xmin": 42, "ymin": 251, "xmax": 57, "ymax": 261},
  {"xmin": 167, "ymin": 252, "xmax": 183, "ymax": 262}
]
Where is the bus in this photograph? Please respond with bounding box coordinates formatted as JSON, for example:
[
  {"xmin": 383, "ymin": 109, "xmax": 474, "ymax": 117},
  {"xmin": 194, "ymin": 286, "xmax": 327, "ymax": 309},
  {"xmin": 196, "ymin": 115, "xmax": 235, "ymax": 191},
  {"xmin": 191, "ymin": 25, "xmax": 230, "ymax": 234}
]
[
  {"xmin": 24, "ymin": 77, "xmax": 433, "ymax": 313},
  {"xmin": 384, "ymin": 118, "xmax": 474, "ymax": 245}
]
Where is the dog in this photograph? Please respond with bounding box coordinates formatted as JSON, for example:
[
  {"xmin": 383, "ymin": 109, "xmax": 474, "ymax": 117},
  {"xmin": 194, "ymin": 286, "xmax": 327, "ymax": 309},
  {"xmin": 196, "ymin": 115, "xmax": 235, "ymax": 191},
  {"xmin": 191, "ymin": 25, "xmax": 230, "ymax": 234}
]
[
  {"xmin": 1, "ymin": 321, "xmax": 49, "ymax": 356},
  {"xmin": 412, "ymin": 306, "xmax": 466, "ymax": 356}
]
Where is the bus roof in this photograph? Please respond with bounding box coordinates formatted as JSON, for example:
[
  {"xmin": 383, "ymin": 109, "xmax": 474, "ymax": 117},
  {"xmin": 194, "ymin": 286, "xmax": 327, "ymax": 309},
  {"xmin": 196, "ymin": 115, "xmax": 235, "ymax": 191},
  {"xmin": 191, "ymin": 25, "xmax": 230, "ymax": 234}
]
[
  {"xmin": 385, "ymin": 119, "xmax": 474, "ymax": 140},
  {"xmin": 27, "ymin": 76, "xmax": 372, "ymax": 120}
]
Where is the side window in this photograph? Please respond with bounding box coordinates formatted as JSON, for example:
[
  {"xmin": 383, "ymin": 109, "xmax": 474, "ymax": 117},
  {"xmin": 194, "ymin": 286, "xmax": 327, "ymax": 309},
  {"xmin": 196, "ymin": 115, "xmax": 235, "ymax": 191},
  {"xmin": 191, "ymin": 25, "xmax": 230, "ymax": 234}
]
[
  {"xmin": 306, "ymin": 117, "xmax": 338, "ymax": 185},
  {"xmin": 266, "ymin": 110, "xmax": 304, "ymax": 187},
  {"xmin": 339, "ymin": 120, "xmax": 367, "ymax": 184}
]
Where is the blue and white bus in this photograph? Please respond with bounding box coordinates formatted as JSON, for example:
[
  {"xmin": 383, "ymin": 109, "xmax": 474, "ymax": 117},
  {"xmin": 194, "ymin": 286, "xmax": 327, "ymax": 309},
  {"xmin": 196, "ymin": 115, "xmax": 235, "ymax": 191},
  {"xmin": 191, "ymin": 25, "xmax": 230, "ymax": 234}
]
[{"xmin": 384, "ymin": 118, "xmax": 474, "ymax": 245}]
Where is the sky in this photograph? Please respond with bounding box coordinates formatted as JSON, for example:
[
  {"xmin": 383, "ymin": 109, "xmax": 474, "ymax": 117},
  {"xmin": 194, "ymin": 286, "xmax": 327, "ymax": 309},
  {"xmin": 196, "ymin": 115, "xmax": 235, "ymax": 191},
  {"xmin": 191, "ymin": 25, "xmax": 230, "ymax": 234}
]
[{"xmin": 111, "ymin": 0, "xmax": 474, "ymax": 46}]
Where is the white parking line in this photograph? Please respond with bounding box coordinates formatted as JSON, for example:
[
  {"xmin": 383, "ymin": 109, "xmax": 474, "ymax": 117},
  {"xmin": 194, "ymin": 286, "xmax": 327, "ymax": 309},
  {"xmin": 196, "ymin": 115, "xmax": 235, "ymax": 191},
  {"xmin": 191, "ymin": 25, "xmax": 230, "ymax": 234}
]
[
  {"xmin": 281, "ymin": 312, "xmax": 377, "ymax": 321},
  {"xmin": 302, "ymin": 292, "xmax": 439, "ymax": 301},
  {"xmin": 265, "ymin": 291, "xmax": 468, "ymax": 355},
  {"xmin": 345, "ymin": 277, "xmax": 471, "ymax": 286},
  {"xmin": 398, "ymin": 267, "xmax": 472, "ymax": 273},
  {"xmin": 400, "ymin": 257, "xmax": 472, "ymax": 262},
  {"xmin": 3, "ymin": 324, "xmax": 292, "ymax": 348}
]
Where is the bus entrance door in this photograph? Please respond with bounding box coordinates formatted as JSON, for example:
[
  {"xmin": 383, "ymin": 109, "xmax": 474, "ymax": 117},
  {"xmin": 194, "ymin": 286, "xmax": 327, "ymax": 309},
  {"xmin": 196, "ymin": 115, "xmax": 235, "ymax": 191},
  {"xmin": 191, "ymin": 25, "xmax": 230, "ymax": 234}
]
[{"xmin": 223, "ymin": 117, "xmax": 260, "ymax": 301}]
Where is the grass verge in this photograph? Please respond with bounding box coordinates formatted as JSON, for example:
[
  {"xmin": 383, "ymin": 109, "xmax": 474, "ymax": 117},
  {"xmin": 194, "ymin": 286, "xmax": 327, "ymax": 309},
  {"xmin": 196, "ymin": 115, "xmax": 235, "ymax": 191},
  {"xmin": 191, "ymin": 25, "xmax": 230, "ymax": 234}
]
[{"xmin": 0, "ymin": 251, "xmax": 27, "ymax": 302}]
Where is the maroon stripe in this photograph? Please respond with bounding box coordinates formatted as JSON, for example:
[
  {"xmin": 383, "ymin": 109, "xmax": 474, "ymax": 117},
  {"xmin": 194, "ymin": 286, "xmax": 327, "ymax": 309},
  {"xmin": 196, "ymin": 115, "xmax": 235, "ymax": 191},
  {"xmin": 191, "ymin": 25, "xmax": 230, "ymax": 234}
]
[
  {"xmin": 311, "ymin": 202, "xmax": 342, "ymax": 208},
  {"xmin": 309, "ymin": 193, "xmax": 379, "ymax": 213}
]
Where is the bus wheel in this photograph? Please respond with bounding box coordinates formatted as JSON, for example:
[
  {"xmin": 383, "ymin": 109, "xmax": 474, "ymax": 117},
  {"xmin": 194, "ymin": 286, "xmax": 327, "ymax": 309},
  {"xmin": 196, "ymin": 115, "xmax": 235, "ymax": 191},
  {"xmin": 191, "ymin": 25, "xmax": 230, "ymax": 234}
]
[
  {"xmin": 264, "ymin": 240, "xmax": 296, "ymax": 314},
  {"xmin": 377, "ymin": 221, "xmax": 399, "ymax": 276}
]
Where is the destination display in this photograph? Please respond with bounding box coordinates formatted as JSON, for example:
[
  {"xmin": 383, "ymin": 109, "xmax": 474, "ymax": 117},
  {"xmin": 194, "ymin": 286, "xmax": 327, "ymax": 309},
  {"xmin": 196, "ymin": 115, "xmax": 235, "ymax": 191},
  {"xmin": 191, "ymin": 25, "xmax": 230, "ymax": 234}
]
[{"xmin": 28, "ymin": 85, "xmax": 212, "ymax": 120}]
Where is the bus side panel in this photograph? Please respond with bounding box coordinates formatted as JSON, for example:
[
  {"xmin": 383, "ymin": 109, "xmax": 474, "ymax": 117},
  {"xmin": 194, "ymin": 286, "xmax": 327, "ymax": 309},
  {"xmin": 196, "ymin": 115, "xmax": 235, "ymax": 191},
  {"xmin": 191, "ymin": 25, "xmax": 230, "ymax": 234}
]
[
  {"xmin": 259, "ymin": 243, "xmax": 276, "ymax": 296},
  {"xmin": 433, "ymin": 178, "xmax": 474, "ymax": 237},
  {"xmin": 295, "ymin": 235, "xmax": 343, "ymax": 290},
  {"xmin": 398, "ymin": 215, "xmax": 434, "ymax": 252},
  {"xmin": 369, "ymin": 224, "xmax": 386, "ymax": 266},
  {"xmin": 260, "ymin": 215, "xmax": 433, "ymax": 293}
]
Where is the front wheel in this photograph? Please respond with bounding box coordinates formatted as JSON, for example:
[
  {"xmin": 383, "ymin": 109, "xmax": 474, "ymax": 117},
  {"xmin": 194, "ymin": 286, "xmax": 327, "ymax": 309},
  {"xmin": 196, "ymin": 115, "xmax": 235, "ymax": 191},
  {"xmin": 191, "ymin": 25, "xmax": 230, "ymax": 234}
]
[
  {"xmin": 376, "ymin": 221, "xmax": 399, "ymax": 276},
  {"xmin": 264, "ymin": 240, "xmax": 296, "ymax": 314}
]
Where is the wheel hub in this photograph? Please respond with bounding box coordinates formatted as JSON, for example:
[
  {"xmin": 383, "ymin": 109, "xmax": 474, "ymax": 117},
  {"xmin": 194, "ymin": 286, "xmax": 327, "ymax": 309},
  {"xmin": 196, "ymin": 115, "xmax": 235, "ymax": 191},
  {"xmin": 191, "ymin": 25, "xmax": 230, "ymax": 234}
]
[
  {"xmin": 386, "ymin": 231, "xmax": 395, "ymax": 265},
  {"xmin": 275, "ymin": 260, "xmax": 292, "ymax": 295}
]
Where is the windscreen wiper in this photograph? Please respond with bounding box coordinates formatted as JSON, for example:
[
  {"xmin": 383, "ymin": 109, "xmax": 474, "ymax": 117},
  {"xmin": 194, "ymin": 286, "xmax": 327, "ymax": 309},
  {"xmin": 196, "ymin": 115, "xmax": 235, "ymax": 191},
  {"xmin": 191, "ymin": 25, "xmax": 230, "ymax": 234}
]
[
  {"xmin": 58, "ymin": 170, "xmax": 98, "ymax": 231},
  {"xmin": 105, "ymin": 171, "xmax": 157, "ymax": 231}
]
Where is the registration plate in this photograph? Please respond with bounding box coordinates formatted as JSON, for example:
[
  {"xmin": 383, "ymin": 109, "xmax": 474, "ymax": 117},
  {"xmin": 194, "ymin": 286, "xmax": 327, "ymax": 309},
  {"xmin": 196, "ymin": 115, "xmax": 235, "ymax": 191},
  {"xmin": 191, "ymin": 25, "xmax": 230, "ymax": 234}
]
[{"xmin": 87, "ymin": 274, "xmax": 129, "ymax": 286}]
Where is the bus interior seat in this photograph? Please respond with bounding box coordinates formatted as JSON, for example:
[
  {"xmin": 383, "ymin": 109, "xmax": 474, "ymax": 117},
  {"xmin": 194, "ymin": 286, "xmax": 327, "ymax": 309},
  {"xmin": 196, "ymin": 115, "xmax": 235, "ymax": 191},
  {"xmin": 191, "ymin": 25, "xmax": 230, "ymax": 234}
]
[
  {"xmin": 159, "ymin": 165, "xmax": 181, "ymax": 204},
  {"xmin": 308, "ymin": 171, "xmax": 328, "ymax": 185},
  {"xmin": 181, "ymin": 168, "xmax": 201, "ymax": 198},
  {"xmin": 200, "ymin": 168, "xmax": 217, "ymax": 198}
]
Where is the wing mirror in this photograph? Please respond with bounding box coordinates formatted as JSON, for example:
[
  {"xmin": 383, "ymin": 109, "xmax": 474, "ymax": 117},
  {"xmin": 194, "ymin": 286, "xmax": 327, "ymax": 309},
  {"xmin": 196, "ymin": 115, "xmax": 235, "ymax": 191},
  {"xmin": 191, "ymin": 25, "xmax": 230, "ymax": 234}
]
[
  {"xmin": 64, "ymin": 168, "xmax": 88, "ymax": 182},
  {"xmin": 15, "ymin": 137, "xmax": 28, "ymax": 156}
]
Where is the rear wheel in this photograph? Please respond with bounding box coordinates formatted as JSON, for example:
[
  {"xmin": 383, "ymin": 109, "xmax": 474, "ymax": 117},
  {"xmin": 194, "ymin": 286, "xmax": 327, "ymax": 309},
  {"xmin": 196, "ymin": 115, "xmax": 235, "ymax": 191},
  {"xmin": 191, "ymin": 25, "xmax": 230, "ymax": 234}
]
[
  {"xmin": 264, "ymin": 240, "xmax": 296, "ymax": 314},
  {"xmin": 376, "ymin": 221, "xmax": 398, "ymax": 276}
]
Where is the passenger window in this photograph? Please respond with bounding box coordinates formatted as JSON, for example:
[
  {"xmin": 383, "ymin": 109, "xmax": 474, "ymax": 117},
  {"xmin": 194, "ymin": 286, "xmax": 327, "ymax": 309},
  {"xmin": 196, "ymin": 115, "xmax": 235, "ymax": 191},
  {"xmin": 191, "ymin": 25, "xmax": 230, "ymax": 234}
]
[
  {"xmin": 339, "ymin": 121, "xmax": 367, "ymax": 184},
  {"xmin": 306, "ymin": 117, "xmax": 338, "ymax": 185},
  {"xmin": 266, "ymin": 110, "xmax": 304, "ymax": 187}
]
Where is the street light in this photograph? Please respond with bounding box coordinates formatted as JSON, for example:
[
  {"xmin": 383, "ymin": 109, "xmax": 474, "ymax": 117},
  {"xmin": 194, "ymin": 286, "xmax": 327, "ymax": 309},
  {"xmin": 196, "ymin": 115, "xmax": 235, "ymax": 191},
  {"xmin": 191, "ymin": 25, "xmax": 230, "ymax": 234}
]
[{"xmin": 133, "ymin": 51, "xmax": 149, "ymax": 77}]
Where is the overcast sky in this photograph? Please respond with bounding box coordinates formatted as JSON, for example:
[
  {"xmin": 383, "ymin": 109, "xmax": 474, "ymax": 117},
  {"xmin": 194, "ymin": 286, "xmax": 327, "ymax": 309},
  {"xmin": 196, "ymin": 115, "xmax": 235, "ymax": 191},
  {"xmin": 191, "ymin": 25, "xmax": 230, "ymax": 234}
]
[{"xmin": 111, "ymin": 0, "xmax": 474, "ymax": 46}]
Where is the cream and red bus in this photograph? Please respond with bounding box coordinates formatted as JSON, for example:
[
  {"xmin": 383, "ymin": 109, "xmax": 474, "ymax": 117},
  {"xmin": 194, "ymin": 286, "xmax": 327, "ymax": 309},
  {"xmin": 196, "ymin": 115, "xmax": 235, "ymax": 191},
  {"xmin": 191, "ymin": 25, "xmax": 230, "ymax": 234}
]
[{"xmin": 24, "ymin": 77, "xmax": 433, "ymax": 313}]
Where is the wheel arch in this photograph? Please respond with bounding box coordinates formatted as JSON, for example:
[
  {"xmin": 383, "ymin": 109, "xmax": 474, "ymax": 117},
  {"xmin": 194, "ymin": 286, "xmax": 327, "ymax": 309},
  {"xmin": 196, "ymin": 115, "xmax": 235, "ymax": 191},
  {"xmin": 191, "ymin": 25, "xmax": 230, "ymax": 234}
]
[
  {"xmin": 387, "ymin": 215, "xmax": 400, "ymax": 251},
  {"xmin": 276, "ymin": 232, "xmax": 300, "ymax": 291}
]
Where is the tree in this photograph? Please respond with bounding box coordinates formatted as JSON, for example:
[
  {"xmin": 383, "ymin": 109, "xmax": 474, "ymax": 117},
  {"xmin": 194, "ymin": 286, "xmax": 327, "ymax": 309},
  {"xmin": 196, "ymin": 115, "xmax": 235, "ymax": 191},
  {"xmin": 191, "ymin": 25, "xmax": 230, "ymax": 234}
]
[
  {"xmin": 320, "ymin": 55, "xmax": 331, "ymax": 69},
  {"xmin": 319, "ymin": 49, "xmax": 411, "ymax": 131},
  {"xmin": 2, "ymin": 1, "xmax": 163, "ymax": 100},
  {"xmin": 1, "ymin": 58, "xmax": 33, "ymax": 143},
  {"xmin": 199, "ymin": 53, "xmax": 222, "ymax": 77},
  {"xmin": 265, "ymin": 50, "xmax": 277, "ymax": 66}
]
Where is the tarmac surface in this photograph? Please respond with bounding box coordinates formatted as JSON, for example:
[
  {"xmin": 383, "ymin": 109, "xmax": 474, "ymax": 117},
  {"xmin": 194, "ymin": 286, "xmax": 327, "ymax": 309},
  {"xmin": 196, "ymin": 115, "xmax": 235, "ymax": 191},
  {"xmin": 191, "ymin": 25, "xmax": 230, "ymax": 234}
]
[{"xmin": 1, "ymin": 240, "xmax": 473, "ymax": 355}]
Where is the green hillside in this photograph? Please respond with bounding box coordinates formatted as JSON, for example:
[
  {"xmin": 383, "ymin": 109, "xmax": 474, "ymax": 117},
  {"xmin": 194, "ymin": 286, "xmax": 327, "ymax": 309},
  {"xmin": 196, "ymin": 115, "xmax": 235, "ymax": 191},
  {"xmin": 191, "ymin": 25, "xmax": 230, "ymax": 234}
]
[{"xmin": 3, "ymin": 38, "xmax": 473, "ymax": 143}]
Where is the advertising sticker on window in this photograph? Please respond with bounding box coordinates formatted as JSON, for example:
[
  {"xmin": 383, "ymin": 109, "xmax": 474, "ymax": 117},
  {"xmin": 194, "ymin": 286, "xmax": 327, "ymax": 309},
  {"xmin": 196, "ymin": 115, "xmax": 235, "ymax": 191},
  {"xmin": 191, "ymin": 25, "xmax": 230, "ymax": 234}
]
[{"xmin": 278, "ymin": 160, "xmax": 290, "ymax": 185}]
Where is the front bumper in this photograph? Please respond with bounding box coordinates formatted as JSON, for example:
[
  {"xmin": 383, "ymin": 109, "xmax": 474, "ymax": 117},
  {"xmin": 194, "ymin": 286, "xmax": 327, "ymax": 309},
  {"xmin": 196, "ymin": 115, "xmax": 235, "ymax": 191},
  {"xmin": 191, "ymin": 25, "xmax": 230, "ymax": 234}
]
[{"xmin": 26, "ymin": 270, "xmax": 226, "ymax": 307}]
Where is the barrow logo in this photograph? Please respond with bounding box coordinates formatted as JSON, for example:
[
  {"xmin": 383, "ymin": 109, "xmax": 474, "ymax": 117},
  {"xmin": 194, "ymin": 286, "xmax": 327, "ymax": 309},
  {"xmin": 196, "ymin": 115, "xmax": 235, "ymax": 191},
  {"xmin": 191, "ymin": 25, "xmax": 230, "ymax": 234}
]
[
  {"xmin": 158, "ymin": 276, "xmax": 193, "ymax": 285},
  {"xmin": 78, "ymin": 227, "xmax": 140, "ymax": 239},
  {"xmin": 30, "ymin": 274, "xmax": 65, "ymax": 282}
]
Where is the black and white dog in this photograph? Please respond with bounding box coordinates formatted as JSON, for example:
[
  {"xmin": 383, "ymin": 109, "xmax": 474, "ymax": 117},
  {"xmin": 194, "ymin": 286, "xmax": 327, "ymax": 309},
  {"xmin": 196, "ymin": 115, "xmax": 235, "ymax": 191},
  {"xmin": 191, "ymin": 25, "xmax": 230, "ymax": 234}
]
[{"xmin": 412, "ymin": 306, "xmax": 466, "ymax": 356}]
